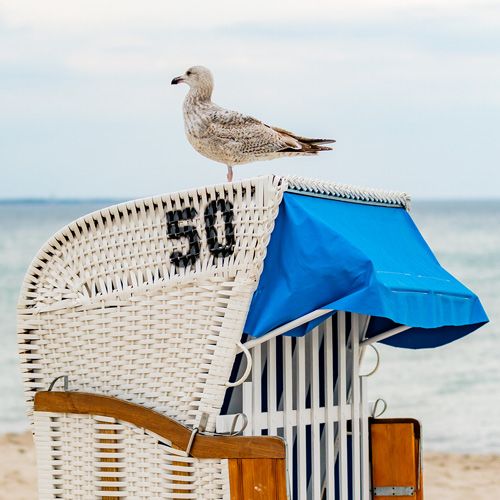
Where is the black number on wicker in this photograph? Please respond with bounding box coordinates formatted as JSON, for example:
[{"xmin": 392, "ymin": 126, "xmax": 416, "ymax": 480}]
[
  {"xmin": 204, "ymin": 199, "xmax": 235, "ymax": 258},
  {"xmin": 166, "ymin": 207, "xmax": 201, "ymax": 267}
]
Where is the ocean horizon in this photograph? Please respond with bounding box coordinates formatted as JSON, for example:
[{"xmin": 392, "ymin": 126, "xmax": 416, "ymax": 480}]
[{"xmin": 1, "ymin": 198, "xmax": 499, "ymax": 454}]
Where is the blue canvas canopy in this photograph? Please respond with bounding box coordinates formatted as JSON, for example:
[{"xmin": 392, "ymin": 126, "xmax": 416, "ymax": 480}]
[{"xmin": 244, "ymin": 192, "xmax": 488, "ymax": 348}]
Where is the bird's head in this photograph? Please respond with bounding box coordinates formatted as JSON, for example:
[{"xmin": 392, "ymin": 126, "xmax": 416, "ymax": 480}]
[{"xmin": 171, "ymin": 66, "xmax": 214, "ymax": 97}]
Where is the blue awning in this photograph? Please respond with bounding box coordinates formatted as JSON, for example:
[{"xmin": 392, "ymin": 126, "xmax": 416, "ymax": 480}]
[{"xmin": 244, "ymin": 192, "xmax": 488, "ymax": 348}]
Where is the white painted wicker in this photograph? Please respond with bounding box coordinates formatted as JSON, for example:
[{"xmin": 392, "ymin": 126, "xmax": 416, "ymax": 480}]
[
  {"xmin": 17, "ymin": 174, "xmax": 408, "ymax": 499},
  {"xmin": 18, "ymin": 176, "xmax": 285, "ymax": 499},
  {"xmin": 285, "ymin": 175, "xmax": 410, "ymax": 210},
  {"xmin": 33, "ymin": 412, "xmax": 229, "ymax": 499}
]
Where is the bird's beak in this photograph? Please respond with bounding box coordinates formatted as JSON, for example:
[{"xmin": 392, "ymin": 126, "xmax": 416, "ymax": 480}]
[{"xmin": 171, "ymin": 76, "xmax": 184, "ymax": 85}]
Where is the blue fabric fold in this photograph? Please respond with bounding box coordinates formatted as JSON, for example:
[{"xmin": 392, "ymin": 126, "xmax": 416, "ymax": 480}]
[{"xmin": 244, "ymin": 192, "xmax": 488, "ymax": 348}]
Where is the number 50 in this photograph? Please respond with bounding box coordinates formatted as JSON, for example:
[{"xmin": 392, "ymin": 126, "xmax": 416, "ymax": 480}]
[{"xmin": 166, "ymin": 199, "xmax": 235, "ymax": 268}]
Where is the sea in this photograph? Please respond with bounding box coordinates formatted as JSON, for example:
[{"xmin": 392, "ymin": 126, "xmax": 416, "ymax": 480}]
[{"xmin": 0, "ymin": 200, "xmax": 499, "ymax": 454}]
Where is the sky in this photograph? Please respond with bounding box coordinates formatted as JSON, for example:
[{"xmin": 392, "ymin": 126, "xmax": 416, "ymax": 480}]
[{"xmin": 1, "ymin": 1, "xmax": 499, "ymax": 200}]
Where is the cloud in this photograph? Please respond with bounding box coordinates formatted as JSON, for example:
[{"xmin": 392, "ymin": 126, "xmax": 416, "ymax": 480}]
[
  {"xmin": 0, "ymin": 0, "xmax": 499, "ymax": 198},
  {"xmin": 1, "ymin": 0, "xmax": 498, "ymax": 32}
]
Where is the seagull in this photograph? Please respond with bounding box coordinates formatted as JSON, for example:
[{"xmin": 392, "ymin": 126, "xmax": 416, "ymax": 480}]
[{"xmin": 171, "ymin": 66, "xmax": 335, "ymax": 182}]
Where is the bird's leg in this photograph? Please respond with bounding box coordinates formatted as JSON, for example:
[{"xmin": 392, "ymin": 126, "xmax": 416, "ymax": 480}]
[{"xmin": 226, "ymin": 165, "xmax": 233, "ymax": 182}]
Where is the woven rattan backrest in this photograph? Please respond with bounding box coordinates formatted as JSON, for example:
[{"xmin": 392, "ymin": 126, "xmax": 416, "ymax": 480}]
[{"xmin": 18, "ymin": 176, "xmax": 285, "ymax": 431}]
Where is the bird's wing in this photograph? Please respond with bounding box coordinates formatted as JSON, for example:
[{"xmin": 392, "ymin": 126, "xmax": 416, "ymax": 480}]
[{"xmin": 205, "ymin": 107, "xmax": 302, "ymax": 154}]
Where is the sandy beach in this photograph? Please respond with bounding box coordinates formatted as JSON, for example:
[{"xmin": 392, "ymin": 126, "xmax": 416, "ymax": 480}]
[
  {"xmin": 0, "ymin": 433, "xmax": 36, "ymax": 500},
  {"xmin": 0, "ymin": 432, "xmax": 499, "ymax": 499}
]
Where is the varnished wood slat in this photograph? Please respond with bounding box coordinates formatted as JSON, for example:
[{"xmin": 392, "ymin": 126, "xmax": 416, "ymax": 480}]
[
  {"xmin": 370, "ymin": 418, "xmax": 422, "ymax": 500},
  {"xmin": 34, "ymin": 391, "xmax": 286, "ymax": 459},
  {"xmin": 229, "ymin": 459, "xmax": 244, "ymax": 500},
  {"xmin": 99, "ymin": 427, "xmax": 120, "ymax": 500},
  {"xmin": 172, "ymin": 444, "xmax": 193, "ymax": 496},
  {"xmin": 416, "ymin": 470, "xmax": 424, "ymax": 500},
  {"xmin": 274, "ymin": 456, "xmax": 288, "ymax": 498},
  {"xmin": 229, "ymin": 458, "xmax": 288, "ymax": 499}
]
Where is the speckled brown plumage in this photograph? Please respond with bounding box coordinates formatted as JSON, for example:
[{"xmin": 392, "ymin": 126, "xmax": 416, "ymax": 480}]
[{"xmin": 172, "ymin": 66, "xmax": 335, "ymax": 181}]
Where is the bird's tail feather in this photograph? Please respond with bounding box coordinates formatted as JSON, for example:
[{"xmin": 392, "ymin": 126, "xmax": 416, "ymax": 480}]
[
  {"xmin": 300, "ymin": 137, "xmax": 336, "ymax": 145},
  {"xmin": 272, "ymin": 125, "xmax": 335, "ymax": 154},
  {"xmin": 280, "ymin": 143, "xmax": 333, "ymax": 154}
]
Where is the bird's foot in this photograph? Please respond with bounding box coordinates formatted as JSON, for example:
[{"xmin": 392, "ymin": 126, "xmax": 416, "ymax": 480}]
[{"xmin": 226, "ymin": 166, "xmax": 233, "ymax": 183}]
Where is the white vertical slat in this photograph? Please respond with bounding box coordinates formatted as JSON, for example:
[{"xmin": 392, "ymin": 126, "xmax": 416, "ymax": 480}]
[
  {"xmin": 338, "ymin": 311, "xmax": 348, "ymax": 500},
  {"xmin": 242, "ymin": 381, "xmax": 253, "ymax": 436},
  {"xmin": 228, "ymin": 312, "xmax": 372, "ymax": 498},
  {"xmin": 310, "ymin": 327, "xmax": 321, "ymax": 499},
  {"xmin": 324, "ymin": 317, "xmax": 336, "ymax": 500},
  {"xmin": 361, "ymin": 376, "xmax": 371, "ymax": 500},
  {"xmin": 359, "ymin": 314, "xmax": 371, "ymax": 500},
  {"xmin": 283, "ymin": 335, "xmax": 294, "ymax": 490},
  {"xmin": 267, "ymin": 337, "xmax": 277, "ymax": 435},
  {"xmin": 252, "ymin": 343, "xmax": 262, "ymax": 436},
  {"xmin": 351, "ymin": 314, "xmax": 361, "ymax": 500},
  {"xmin": 296, "ymin": 335, "xmax": 307, "ymax": 499}
]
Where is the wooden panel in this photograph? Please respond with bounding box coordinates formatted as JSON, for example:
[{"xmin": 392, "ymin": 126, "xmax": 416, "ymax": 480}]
[
  {"xmin": 229, "ymin": 458, "xmax": 288, "ymax": 499},
  {"xmin": 416, "ymin": 470, "xmax": 424, "ymax": 500},
  {"xmin": 370, "ymin": 418, "xmax": 423, "ymax": 500},
  {"xmin": 34, "ymin": 391, "xmax": 286, "ymax": 460},
  {"xmin": 229, "ymin": 459, "xmax": 244, "ymax": 499}
]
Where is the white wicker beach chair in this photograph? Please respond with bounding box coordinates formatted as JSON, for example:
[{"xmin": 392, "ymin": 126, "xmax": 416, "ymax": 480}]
[
  {"xmin": 17, "ymin": 176, "xmax": 287, "ymax": 499},
  {"xmin": 17, "ymin": 174, "xmax": 417, "ymax": 499}
]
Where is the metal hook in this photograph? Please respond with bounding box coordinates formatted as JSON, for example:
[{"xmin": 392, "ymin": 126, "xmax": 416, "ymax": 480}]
[
  {"xmin": 360, "ymin": 344, "xmax": 380, "ymax": 378},
  {"xmin": 184, "ymin": 412, "xmax": 209, "ymax": 456},
  {"xmin": 371, "ymin": 398, "xmax": 388, "ymax": 418},
  {"xmin": 48, "ymin": 375, "xmax": 69, "ymax": 392},
  {"xmin": 229, "ymin": 413, "xmax": 248, "ymax": 436},
  {"xmin": 225, "ymin": 341, "xmax": 253, "ymax": 387},
  {"xmin": 185, "ymin": 427, "xmax": 199, "ymax": 456}
]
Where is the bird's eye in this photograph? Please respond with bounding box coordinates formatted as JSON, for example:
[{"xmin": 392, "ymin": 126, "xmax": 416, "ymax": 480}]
[{"xmin": 186, "ymin": 70, "xmax": 192, "ymax": 76}]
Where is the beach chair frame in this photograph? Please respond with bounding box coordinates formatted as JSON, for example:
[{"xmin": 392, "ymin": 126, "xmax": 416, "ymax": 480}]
[{"xmin": 17, "ymin": 175, "xmax": 410, "ymax": 499}]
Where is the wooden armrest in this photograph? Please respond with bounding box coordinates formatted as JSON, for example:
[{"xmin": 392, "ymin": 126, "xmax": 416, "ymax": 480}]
[
  {"xmin": 35, "ymin": 391, "xmax": 289, "ymax": 498},
  {"xmin": 34, "ymin": 391, "xmax": 285, "ymax": 460}
]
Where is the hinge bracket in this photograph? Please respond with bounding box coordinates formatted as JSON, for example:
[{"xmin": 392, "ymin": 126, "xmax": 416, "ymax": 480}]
[{"xmin": 373, "ymin": 486, "xmax": 415, "ymax": 496}]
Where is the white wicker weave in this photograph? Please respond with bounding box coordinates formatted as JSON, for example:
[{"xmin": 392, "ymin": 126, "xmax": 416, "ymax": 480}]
[
  {"xmin": 17, "ymin": 174, "xmax": 408, "ymax": 499},
  {"xmin": 33, "ymin": 412, "xmax": 229, "ymax": 499},
  {"xmin": 19, "ymin": 176, "xmax": 285, "ymax": 499},
  {"xmin": 286, "ymin": 175, "xmax": 410, "ymax": 210}
]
